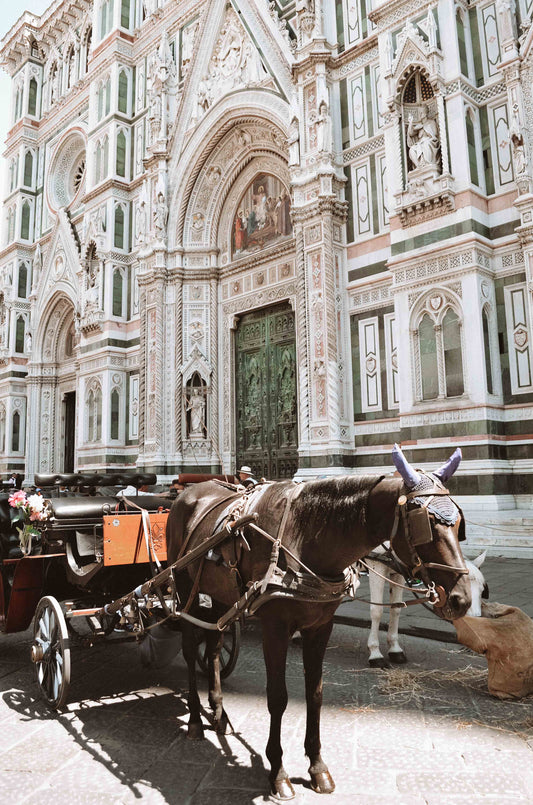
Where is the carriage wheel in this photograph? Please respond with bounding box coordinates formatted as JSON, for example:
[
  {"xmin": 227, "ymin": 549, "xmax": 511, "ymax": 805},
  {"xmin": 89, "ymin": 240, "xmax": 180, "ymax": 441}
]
[
  {"xmin": 196, "ymin": 621, "xmax": 241, "ymax": 679},
  {"xmin": 31, "ymin": 596, "xmax": 71, "ymax": 710}
]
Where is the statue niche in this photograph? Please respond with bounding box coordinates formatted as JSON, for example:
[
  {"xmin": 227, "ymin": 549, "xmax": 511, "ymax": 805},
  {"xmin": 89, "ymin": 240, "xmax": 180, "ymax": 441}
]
[
  {"xmin": 402, "ymin": 71, "xmax": 441, "ymax": 189},
  {"xmin": 185, "ymin": 373, "xmax": 207, "ymax": 439}
]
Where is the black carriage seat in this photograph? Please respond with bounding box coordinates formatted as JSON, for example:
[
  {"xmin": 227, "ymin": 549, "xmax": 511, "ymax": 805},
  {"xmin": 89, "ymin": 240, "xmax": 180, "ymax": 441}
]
[
  {"xmin": 47, "ymin": 494, "xmax": 171, "ymax": 523},
  {"xmin": 35, "ymin": 471, "xmax": 158, "ymax": 493}
]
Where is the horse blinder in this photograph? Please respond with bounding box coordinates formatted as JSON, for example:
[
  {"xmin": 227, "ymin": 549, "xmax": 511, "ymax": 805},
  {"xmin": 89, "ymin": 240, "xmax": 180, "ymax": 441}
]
[{"xmin": 407, "ymin": 506, "xmax": 433, "ymax": 546}]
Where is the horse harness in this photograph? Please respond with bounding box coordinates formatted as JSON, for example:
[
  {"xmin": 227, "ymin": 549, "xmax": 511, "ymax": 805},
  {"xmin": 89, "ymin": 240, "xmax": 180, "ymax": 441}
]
[
  {"xmin": 384, "ymin": 472, "xmax": 469, "ymax": 608},
  {"xmin": 198, "ymin": 482, "xmax": 358, "ymax": 614}
]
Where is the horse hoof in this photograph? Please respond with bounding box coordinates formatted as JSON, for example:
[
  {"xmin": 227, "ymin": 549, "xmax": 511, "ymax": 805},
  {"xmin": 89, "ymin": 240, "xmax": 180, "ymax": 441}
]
[
  {"xmin": 270, "ymin": 778, "xmax": 295, "ymax": 800},
  {"xmin": 388, "ymin": 650, "xmax": 407, "ymax": 665},
  {"xmin": 187, "ymin": 723, "xmax": 204, "ymax": 741},
  {"xmin": 369, "ymin": 657, "xmax": 389, "ymax": 668},
  {"xmin": 310, "ymin": 771, "xmax": 335, "ymax": 794}
]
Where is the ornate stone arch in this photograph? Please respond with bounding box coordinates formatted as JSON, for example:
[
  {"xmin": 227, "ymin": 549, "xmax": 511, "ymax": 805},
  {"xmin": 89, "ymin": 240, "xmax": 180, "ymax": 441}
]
[
  {"xmin": 34, "ymin": 293, "xmax": 76, "ymax": 365},
  {"xmin": 167, "ymin": 91, "xmax": 291, "ymax": 251}
]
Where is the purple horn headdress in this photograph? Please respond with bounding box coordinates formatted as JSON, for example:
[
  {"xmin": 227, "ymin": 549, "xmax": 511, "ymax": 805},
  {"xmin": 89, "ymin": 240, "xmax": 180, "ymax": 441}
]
[
  {"xmin": 433, "ymin": 448, "xmax": 462, "ymax": 482},
  {"xmin": 392, "ymin": 443, "xmax": 462, "ymax": 488},
  {"xmin": 392, "ymin": 444, "xmax": 421, "ymax": 489}
]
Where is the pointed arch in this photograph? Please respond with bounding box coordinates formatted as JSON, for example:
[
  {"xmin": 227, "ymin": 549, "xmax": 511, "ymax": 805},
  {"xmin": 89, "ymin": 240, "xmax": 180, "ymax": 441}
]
[{"xmin": 166, "ymin": 92, "xmax": 291, "ymax": 251}]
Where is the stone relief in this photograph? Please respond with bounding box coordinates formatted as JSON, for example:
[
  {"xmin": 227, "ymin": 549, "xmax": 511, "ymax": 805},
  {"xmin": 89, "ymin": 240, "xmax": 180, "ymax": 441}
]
[
  {"xmin": 147, "ymin": 31, "xmax": 178, "ymax": 143},
  {"xmin": 193, "ymin": 6, "xmax": 267, "ymax": 121},
  {"xmin": 406, "ymin": 105, "xmax": 440, "ymax": 174}
]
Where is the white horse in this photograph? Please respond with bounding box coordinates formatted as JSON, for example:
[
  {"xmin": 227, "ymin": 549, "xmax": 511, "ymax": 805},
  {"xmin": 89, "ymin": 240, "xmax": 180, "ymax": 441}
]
[{"xmin": 364, "ymin": 549, "xmax": 488, "ymax": 667}]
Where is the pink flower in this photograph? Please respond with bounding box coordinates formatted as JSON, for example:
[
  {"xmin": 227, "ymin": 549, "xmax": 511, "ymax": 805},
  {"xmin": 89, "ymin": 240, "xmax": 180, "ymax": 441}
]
[{"xmin": 8, "ymin": 490, "xmax": 27, "ymax": 507}]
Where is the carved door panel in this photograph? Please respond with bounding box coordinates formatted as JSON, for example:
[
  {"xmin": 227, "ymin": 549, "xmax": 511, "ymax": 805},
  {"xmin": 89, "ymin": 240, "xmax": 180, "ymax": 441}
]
[{"xmin": 235, "ymin": 303, "xmax": 298, "ymax": 479}]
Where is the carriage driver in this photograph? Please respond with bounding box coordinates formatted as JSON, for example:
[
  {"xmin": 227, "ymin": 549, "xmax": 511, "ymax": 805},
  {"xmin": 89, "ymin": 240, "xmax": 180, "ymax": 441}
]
[{"xmin": 238, "ymin": 465, "xmax": 257, "ymax": 488}]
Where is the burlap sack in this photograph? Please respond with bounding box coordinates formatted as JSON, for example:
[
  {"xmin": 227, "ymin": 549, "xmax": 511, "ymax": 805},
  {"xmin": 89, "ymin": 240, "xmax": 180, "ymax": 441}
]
[{"xmin": 454, "ymin": 602, "xmax": 533, "ymax": 700}]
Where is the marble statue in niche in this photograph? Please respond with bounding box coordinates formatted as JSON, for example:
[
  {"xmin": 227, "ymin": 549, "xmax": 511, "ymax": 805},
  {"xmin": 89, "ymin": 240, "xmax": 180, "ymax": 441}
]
[{"xmin": 406, "ymin": 105, "xmax": 440, "ymax": 171}]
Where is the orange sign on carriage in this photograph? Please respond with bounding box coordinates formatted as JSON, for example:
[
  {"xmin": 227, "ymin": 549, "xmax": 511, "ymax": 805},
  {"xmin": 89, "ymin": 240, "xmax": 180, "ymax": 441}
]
[{"xmin": 103, "ymin": 512, "xmax": 169, "ymax": 566}]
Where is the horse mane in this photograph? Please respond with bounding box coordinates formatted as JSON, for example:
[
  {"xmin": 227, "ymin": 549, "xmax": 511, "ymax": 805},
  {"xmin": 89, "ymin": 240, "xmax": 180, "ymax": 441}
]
[{"xmin": 291, "ymin": 475, "xmax": 395, "ymax": 544}]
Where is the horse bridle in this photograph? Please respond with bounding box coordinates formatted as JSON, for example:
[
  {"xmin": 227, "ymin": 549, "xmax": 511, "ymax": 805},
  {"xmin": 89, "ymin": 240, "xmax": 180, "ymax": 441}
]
[{"xmin": 388, "ymin": 475, "xmax": 469, "ymax": 607}]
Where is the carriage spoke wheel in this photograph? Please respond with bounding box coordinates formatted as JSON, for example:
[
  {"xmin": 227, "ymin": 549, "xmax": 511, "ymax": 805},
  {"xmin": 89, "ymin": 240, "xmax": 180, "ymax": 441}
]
[
  {"xmin": 196, "ymin": 621, "xmax": 241, "ymax": 679},
  {"xmin": 31, "ymin": 596, "xmax": 71, "ymax": 710}
]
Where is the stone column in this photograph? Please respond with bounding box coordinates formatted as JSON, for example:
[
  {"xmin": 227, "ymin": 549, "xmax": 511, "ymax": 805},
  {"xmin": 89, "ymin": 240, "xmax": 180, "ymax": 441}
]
[{"xmin": 137, "ymin": 262, "xmax": 166, "ymax": 470}]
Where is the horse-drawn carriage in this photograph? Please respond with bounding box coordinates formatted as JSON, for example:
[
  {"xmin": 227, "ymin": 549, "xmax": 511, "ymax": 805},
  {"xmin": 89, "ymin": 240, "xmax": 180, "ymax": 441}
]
[
  {"xmin": 0, "ymin": 471, "xmax": 241, "ymax": 709},
  {"xmin": 0, "ymin": 447, "xmax": 474, "ymax": 798}
]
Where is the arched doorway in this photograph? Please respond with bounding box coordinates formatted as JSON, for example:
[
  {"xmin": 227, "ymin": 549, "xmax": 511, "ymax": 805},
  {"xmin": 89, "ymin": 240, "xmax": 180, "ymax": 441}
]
[
  {"xmin": 235, "ymin": 302, "xmax": 298, "ymax": 479},
  {"xmin": 28, "ymin": 296, "xmax": 77, "ymax": 476}
]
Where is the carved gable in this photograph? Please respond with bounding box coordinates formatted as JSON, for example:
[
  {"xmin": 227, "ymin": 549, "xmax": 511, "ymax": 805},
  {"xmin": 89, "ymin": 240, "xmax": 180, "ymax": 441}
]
[
  {"xmin": 190, "ymin": 4, "xmax": 273, "ymax": 124},
  {"xmin": 33, "ymin": 209, "xmax": 81, "ymax": 317}
]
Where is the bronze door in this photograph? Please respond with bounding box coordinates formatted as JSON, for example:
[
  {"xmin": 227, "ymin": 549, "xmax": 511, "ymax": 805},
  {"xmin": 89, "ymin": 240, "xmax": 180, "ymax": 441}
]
[{"xmin": 235, "ymin": 303, "xmax": 298, "ymax": 480}]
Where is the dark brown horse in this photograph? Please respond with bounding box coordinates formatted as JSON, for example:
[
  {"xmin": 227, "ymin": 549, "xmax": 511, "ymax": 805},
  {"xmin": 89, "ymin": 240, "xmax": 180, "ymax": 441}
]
[{"xmin": 165, "ymin": 446, "xmax": 471, "ymax": 799}]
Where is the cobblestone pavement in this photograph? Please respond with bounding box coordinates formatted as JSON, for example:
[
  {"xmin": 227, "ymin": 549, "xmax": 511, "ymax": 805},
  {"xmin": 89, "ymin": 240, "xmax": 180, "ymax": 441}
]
[{"xmin": 1, "ymin": 617, "xmax": 532, "ymax": 804}]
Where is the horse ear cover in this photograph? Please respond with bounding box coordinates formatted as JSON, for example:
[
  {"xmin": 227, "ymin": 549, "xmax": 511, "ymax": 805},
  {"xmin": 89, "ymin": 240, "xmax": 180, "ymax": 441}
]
[
  {"xmin": 433, "ymin": 448, "xmax": 462, "ymax": 482},
  {"xmin": 392, "ymin": 443, "xmax": 420, "ymax": 488}
]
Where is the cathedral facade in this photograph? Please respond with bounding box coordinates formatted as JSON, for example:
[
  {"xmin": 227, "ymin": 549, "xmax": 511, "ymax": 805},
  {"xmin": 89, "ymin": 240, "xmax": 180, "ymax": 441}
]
[{"xmin": 0, "ymin": 0, "xmax": 532, "ymax": 540}]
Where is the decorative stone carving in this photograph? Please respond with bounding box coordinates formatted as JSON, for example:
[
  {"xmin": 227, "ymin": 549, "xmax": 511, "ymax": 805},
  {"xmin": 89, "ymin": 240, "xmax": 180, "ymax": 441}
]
[
  {"xmin": 406, "ymin": 105, "xmax": 440, "ymax": 174},
  {"xmin": 186, "ymin": 386, "xmax": 206, "ymax": 437},
  {"xmin": 316, "ymin": 100, "xmax": 332, "ymax": 154},
  {"xmin": 194, "ymin": 6, "xmax": 267, "ymax": 120},
  {"xmin": 147, "ymin": 30, "xmax": 178, "ymax": 143},
  {"xmin": 154, "ymin": 190, "xmax": 168, "ymax": 241}
]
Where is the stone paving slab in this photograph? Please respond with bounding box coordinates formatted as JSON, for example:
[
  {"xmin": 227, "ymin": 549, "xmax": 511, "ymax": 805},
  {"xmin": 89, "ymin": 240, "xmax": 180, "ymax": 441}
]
[{"xmin": 0, "ymin": 620, "xmax": 532, "ymax": 804}]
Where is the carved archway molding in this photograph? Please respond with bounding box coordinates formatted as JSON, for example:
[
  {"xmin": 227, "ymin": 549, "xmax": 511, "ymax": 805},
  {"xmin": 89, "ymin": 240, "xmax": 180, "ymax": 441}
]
[
  {"xmin": 167, "ymin": 90, "xmax": 291, "ymax": 250},
  {"xmin": 33, "ymin": 292, "xmax": 76, "ymax": 366}
]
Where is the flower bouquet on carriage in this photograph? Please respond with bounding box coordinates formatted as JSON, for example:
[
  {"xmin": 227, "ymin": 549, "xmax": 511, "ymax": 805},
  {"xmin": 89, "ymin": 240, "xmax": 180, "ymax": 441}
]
[{"xmin": 8, "ymin": 489, "xmax": 50, "ymax": 555}]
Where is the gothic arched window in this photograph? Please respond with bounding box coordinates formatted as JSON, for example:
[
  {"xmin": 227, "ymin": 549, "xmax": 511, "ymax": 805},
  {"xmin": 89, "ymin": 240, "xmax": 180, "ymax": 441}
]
[
  {"xmin": 116, "ymin": 129, "xmax": 127, "ymax": 176},
  {"xmin": 83, "ymin": 28, "xmax": 92, "ymax": 74},
  {"xmin": 482, "ymin": 306, "xmax": 494, "ymax": 395},
  {"xmin": 112, "ymin": 268, "xmax": 124, "ymax": 316},
  {"xmin": 419, "ymin": 313, "xmax": 438, "ymax": 400},
  {"xmin": 28, "ymin": 78, "xmax": 38, "ymax": 116},
  {"xmin": 114, "ymin": 204, "xmax": 125, "ymax": 249},
  {"xmin": 15, "ymin": 316, "xmax": 25, "ymax": 353},
  {"xmin": 18, "ymin": 263, "xmax": 28, "ymax": 298},
  {"xmin": 121, "ymin": 0, "xmax": 131, "ymax": 29},
  {"xmin": 12, "ymin": 410, "xmax": 20, "ymax": 452},
  {"xmin": 110, "ymin": 388, "xmax": 120, "ymax": 439},
  {"xmin": 23, "ymin": 151, "xmax": 33, "ymax": 187},
  {"xmin": 87, "ymin": 383, "xmax": 102, "ymax": 442},
  {"xmin": 66, "ymin": 46, "xmax": 76, "ymax": 88},
  {"xmin": 118, "ymin": 70, "xmax": 128, "ymax": 114},
  {"xmin": 413, "ymin": 298, "xmax": 465, "ymax": 402},
  {"xmin": 465, "ymin": 107, "xmax": 479, "ymax": 187},
  {"xmin": 443, "ymin": 308, "xmax": 464, "ymax": 397},
  {"xmin": 21, "ymin": 201, "xmax": 31, "ymax": 240}
]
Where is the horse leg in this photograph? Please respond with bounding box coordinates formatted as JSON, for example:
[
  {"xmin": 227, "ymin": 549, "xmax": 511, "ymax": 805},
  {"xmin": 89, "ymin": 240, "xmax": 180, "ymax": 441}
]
[
  {"xmin": 182, "ymin": 622, "xmax": 204, "ymax": 740},
  {"xmin": 387, "ymin": 574, "xmax": 407, "ymax": 664},
  {"xmin": 302, "ymin": 619, "xmax": 335, "ymax": 795},
  {"xmin": 367, "ymin": 567, "xmax": 388, "ymax": 668},
  {"xmin": 206, "ymin": 629, "xmax": 230, "ymax": 734},
  {"xmin": 262, "ymin": 619, "xmax": 294, "ymax": 800}
]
